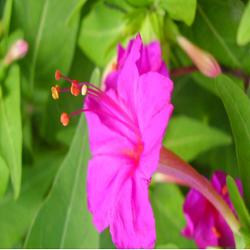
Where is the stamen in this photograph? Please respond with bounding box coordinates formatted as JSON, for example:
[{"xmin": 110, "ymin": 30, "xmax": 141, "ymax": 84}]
[
  {"xmin": 82, "ymin": 85, "xmax": 88, "ymax": 96},
  {"xmin": 67, "ymin": 109, "xmax": 141, "ymax": 137},
  {"xmin": 55, "ymin": 70, "xmax": 61, "ymax": 81},
  {"xmin": 54, "ymin": 70, "xmax": 142, "ymax": 139},
  {"xmin": 222, "ymin": 185, "xmax": 228, "ymax": 196},
  {"xmin": 51, "ymin": 85, "xmax": 60, "ymax": 99},
  {"xmin": 112, "ymin": 62, "xmax": 118, "ymax": 71},
  {"xmin": 212, "ymin": 227, "xmax": 221, "ymax": 238},
  {"xmin": 60, "ymin": 113, "xmax": 69, "ymax": 126},
  {"xmin": 71, "ymin": 80, "xmax": 80, "ymax": 96}
]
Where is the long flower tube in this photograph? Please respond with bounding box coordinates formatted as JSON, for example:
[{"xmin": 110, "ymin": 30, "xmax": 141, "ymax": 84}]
[{"xmin": 158, "ymin": 146, "xmax": 241, "ymax": 235}]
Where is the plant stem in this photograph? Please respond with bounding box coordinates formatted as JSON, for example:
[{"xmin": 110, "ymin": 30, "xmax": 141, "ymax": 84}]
[{"xmin": 157, "ymin": 146, "xmax": 241, "ymax": 235}]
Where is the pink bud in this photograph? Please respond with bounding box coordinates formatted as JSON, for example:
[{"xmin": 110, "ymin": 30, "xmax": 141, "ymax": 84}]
[
  {"xmin": 4, "ymin": 39, "xmax": 29, "ymax": 66},
  {"xmin": 177, "ymin": 36, "xmax": 221, "ymax": 78}
]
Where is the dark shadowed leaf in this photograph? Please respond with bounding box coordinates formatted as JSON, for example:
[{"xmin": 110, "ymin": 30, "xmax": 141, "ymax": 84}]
[
  {"xmin": 179, "ymin": 0, "xmax": 250, "ymax": 75},
  {"xmin": 0, "ymin": 153, "xmax": 62, "ymax": 248}
]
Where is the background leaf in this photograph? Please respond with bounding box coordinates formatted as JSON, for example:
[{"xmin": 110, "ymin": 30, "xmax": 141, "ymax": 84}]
[
  {"xmin": 0, "ymin": 152, "xmax": 62, "ymax": 249},
  {"xmin": 0, "ymin": 154, "xmax": 9, "ymax": 201},
  {"xmin": 150, "ymin": 183, "xmax": 196, "ymax": 248},
  {"xmin": 227, "ymin": 176, "xmax": 250, "ymax": 232},
  {"xmin": 237, "ymin": 0, "xmax": 250, "ymax": 46},
  {"xmin": 78, "ymin": 0, "xmax": 126, "ymax": 67},
  {"xmin": 159, "ymin": 0, "xmax": 196, "ymax": 26},
  {"xmin": 24, "ymin": 114, "xmax": 98, "ymax": 248},
  {"xmin": 0, "ymin": 64, "xmax": 21, "ymax": 199},
  {"xmin": 215, "ymin": 74, "xmax": 250, "ymax": 211},
  {"xmin": 163, "ymin": 115, "xmax": 232, "ymax": 162},
  {"xmin": 179, "ymin": 0, "xmax": 250, "ymax": 75},
  {"xmin": 11, "ymin": 0, "xmax": 85, "ymax": 93}
]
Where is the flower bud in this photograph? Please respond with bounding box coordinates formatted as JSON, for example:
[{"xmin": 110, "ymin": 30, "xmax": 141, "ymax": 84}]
[
  {"xmin": 4, "ymin": 39, "xmax": 29, "ymax": 66},
  {"xmin": 177, "ymin": 35, "xmax": 221, "ymax": 78}
]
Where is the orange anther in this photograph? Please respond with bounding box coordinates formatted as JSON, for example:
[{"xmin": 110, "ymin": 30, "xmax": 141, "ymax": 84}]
[
  {"xmin": 55, "ymin": 70, "xmax": 61, "ymax": 81},
  {"xmin": 212, "ymin": 227, "xmax": 221, "ymax": 238},
  {"xmin": 112, "ymin": 62, "xmax": 118, "ymax": 71},
  {"xmin": 81, "ymin": 84, "xmax": 88, "ymax": 96},
  {"xmin": 222, "ymin": 185, "xmax": 228, "ymax": 196},
  {"xmin": 51, "ymin": 85, "xmax": 60, "ymax": 99},
  {"xmin": 60, "ymin": 113, "xmax": 69, "ymax": 126},
  {"xmin": 71, "ymin": 80, "xmax": 80, "ymax": 96}
]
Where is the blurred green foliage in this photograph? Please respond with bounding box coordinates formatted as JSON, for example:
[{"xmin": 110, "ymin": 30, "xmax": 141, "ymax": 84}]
[{"xmin": 0, "ymin": 0, "xmax": 250, "ymax": 248}]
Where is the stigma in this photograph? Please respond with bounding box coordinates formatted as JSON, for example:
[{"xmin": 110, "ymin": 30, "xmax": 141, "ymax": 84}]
[{"xmin": 51, "ymin": 70, "xmax": 141, "ymax": 139}]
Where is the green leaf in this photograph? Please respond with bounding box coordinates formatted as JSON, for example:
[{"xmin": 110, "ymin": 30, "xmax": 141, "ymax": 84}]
[
  {"xmin": 0, "ymin": 153, "xmax": 62, "ymax": 249},
  {"xmin": 11, "ymin": 0, "xmax": 85, "ymax": 94},
  {"xmin": 150, "ymin": 183, "xmax": 196, "ymax": 248},
  {"xmin": 0, "ymin": 64, "xmax": 22, "ymax": 199},
  {"xmin": 24, "ymin": 114, "xmax": 98, "ymax": 248},
  {"xmin": 0, "ymin": 154, "xmax": 9, "ymax": 201},
  {"xmin": 156, "ymin": 243, "xmax": 179, "ymax": 249},
  {"xmin": 159, "ymin": 0, "xmax": 196, "ymax": 26},
  {"xmin": 78, "ymin": 0, "xmax": 126, "ymax": 67},
  {"xmin": 237, "ymin": 0, "xmax": 250, "ymax": 46},
  {"xmin": 126, "ymin": 0, "xmax": 154, "ymax": 7},
  {"xmin": 227, "ymin": 176, "xmax": 250, "ymax": 232},
  {"xmin": 2, "ymin": 0, "xmax": 13, "ymax": 38},
  {"xmin": 215, "ymin": 74, "xmax": 250, "ymax": 211},
  {"xmin": 163, "ymin": 115, "xmax": 232, "ymax": 162},
  {"xmin": 179, "ymin": 0, "xmax": 250, "ymax": 75}
]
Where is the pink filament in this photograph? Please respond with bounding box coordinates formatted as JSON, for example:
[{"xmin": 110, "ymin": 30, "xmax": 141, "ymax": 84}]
[{"xmin": 58, "ymin": 73, "xmax": 141, "ymax": 138}]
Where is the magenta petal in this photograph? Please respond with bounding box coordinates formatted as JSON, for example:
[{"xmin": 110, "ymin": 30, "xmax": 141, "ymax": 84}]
[
  {"xmin": 131, "ymin": 173, "xmax": 156, "ymax": 249},
  {"xmin": 84, "ymin": 93, "xmax": 136, "ymax": 156},
  {"xmin": 195, "ymin": 211, "xmax": 218, "ymax": 248},
  {"xmin": 137, "ymin": 41, "xmax": 165, "ymax": 75},
  {"xmin": 87, "ymin": 155, "xmax": 134, "ymax": 232},
  {"xmin": 110, "ymin": 176, "xmax": 155, "ymax": 249},
  {"xmin": 182, "ymin": 188, "xmax": 206, "ymax": 239},
  {"xmin": 136, "ymin": 72, "xmax": 173, "ymax": 154}
]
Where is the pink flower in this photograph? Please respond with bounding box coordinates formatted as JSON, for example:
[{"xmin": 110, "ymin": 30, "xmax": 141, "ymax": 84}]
[
  {"xmin": 4, "ymin": 39, "xmax": 29, "ymax": 66},
  {"xmin": 177, "ymin": 36, "xmax": 221, "ymax": 78},
  {"xmin": 53, "ymin": 34, "xmax": 173, "ymax": 248},
  {"xmin": 182, "ymin": 170, "xmax": 243, "ymax": 248},
  {"xmin": 103, "ymin": 36, "xmax": 169, "ymax": 91},
  {"xmin": 85, "ymin": 35, "xmax": 173, "ymax": 248}
]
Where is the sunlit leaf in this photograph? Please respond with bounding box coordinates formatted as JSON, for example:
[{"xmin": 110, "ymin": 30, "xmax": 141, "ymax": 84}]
[
  {"xmin": 227, "ymin": 176, "xmax": 250, "ymax": 232},
  {"xmin": 163, "ymin": 115, "xmax": 232, "ymax": 162},
  {"xmin": 159, "ymin": 0, "xmax": 196, "ymax": 26},
  {"xmin": 78, "ymin": 0, "xmax": 126, "ymax": 67},
  {"xmin": 237, "ymin": 0, "xmax": 250, "ymax": 46},
  {"xmin": 24, "ymin": 114, "xmax": 98, "ymax": 248},
  {"xmin": 0, "ymin": 64, "xmax": 21, "ymax": 198},
  {"xmin": 0, "ymin": 154, "xmax": 9, "ymax": 201},
  {"xmin": 215, "ymin": 74, "xmax": 250, "ymax": 211}
]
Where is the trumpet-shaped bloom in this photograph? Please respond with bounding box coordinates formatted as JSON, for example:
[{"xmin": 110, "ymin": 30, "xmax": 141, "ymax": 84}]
[
  {"xmin": 182, "ymin": 170, "xmax": 243, "ymax": 249},
  {"xmin": 104, "ymin": 37, "xmax": 169, "ymax": 91},
  {"xmin": 85, "ymin": 35, "xmax": 173, "ymax": 248}
]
